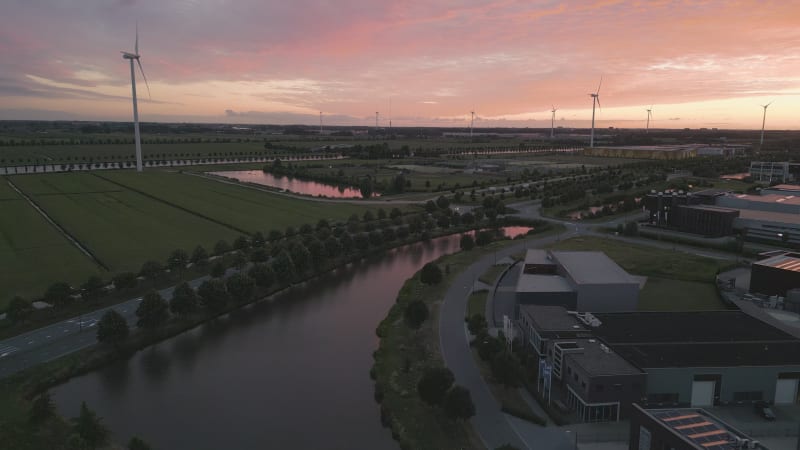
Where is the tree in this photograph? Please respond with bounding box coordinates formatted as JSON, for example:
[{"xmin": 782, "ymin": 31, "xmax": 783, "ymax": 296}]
[
  {"xmin": 271, "ymin": 250, "xmax": 296, "ymax": 282},
  {"xmin": 170, "ymin": 281, "xmax": 198, "ymax": 317},
  {"xmin": 7, "ymin": 296, "xmax": 33, "ymax": 323},
  {"xmin": 113, "ymin": 272, "xmax": 138, "ymax": 290},
  {"xmin": 73, "ymin": 401, "xmax": 109, "ymax": 449},
  {"xmin": 417, "ymin": 367, "xmax": 455, "ymax": 406},
  {"xmin": 475, "ymin": 230, "xmax": 493, "ymax": 246},
  {"xmin": 233, "ymin": 235, "xmax": 250, "ymax": 251},
  {"xmin": 44, "ymin": 281, "xmax": 73, "ymax": 307},
  {"xmin": 251, "ymin": 231, "xmax": 266, "ymax": 248},
  {"xmin": 66, "ymin": 434, "xmax": 90, "ymax": 450},
  {"xmin": 29, "ymin": 392, "xmax": 55, "ymax": 425},
  {"xmin": 289, "ymin": 242, "xmax": 311, "ymax": 273},
  {"xmin": 460, "ymin": 234, "xmax": 475, "ymax": 251},
  {"xmin": 97, "ymin": 310, "xmax": 129, "ymax": 345},
  {"xmin": 80, "ymin": 276, "xmax": 105, "ymax": 302},
  {"xmin": 198, "ymin": 278, "xmax": 229, "ymax": 310},
  {"xmin": 190, "ymin": 245, "xmax": 209, "ymax": 265},
  {"xmin": 404, "ymin": 300, "xmax": 429, "ymax": 329},
  {"xmin": 166, "ymin": 249, "xmax": 189, "ymax": 274},
  {"xmin": 213, "ymin": 239, "xmax": 231, "ymax": 255},
  {"xmin": 226, "ymin": 273, "xmax": 256, "ymax": 303},
  {"xmin": 128, "ymin": 437, "xmax": 152, "ymax": 450},
  {"xmin": 211, "ymin": 261, "xmax": 227, "ymax": 278},
  {"xmin": 360, "ymin": 176, "xmax": 374, "ymax": 198},
  {"xmin": 139, "ymin": 260, "xmax": 164, "ymax": 281},
  {"xmin": 467, "ymin": 314, "xmax": 487, "ymax": 335},
  {"xmin": 491, "ymin": 352, "xmax": 520, "ymax": 387},
  {"xmin": 436, "ymin": 195, "xmax": 450, "ymax": 209},
  {"xmin": 250, "ymin": 247, "xmax": 269, "ymax": 263},
  {"xmin": 624, "ymin": 220, "xmax": 639, "ymax": 236},
  {"xmin": 324, "ymin": 236, "xmax": 342, "ymax": 258},
  {"xmin": 135, "ymin": 291, "xmax": 170, "ymax": 329},
  {"xmin": 248, "ymin": 263, "xmax": 275, "ymax": 288},
  {"xmin": 420, "ymin": 263, "xmax": 443, "ymax": 285},
  {"xmin": 443, "ymin": 386, "xmax": 476, "ymax": 420}
]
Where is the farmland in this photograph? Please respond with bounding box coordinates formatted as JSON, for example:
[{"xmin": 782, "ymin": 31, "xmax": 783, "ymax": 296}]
[
  {"xmin": 0, "ymin": 180, "xmax": 101, "ymax": 308},
  {"xmin": 1, "ymin": 169, "xmax": 382, "ymax": 306}
]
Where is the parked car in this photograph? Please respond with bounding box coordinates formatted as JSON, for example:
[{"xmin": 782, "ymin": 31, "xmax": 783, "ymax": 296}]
[{"xmin": 753, "ymin": 401, "xmax": 776, "ymax": 421}]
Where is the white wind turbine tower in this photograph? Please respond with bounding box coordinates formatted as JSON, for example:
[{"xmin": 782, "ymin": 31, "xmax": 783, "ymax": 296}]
[
  {"xmin": 470, "ymin": 110, "xmax": 475, "ymax": 140},
  {"xmin": 760, "ymin": 101, "xmax": 773, "ymax": 148},
  {"xmin": 121, "ymin": 24, "xmax": 151, "ymax": 172},
  {"xmin": 589, "ymin": 77, "xmax": 602, "ymax": 148},
  {"xmin": 646, "ymin": 106, "xmax": 653, "ymax": 133},
  {"xmin": 550, "ymin": 106, "xmax": 557, "ymax": 139}
]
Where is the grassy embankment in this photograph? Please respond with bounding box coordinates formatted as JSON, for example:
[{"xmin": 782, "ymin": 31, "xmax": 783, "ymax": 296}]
[{"xmin": 550, "ymin": 236, "xmax": 732, "ymax": 311}]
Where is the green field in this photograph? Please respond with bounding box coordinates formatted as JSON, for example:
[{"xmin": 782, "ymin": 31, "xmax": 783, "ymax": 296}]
[
  {"xmin": 0, "ymin": 179, "xmax": 101, "ymax": 307},
  {"xmin": 99, "ymin": 171, "xmax": 375, "ymax": 232},
  {"xmin": 639, "ymin": 278, "xmax": 724, "ymax": 311},
  {"xmin": 549, "ymin": 236, "xmax": 729, "ymax": 282},
  {"xmin": 11, "ymin": 173, "xmax": 240, "ymax": 273}
]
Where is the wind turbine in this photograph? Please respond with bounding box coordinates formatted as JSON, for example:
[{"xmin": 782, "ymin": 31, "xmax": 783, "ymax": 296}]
[
  {"xmin": 589, "ymin": 77, "xmax": 602, "ymax": 148},
  {"xmin": 646, "ymin": 106, "xmax": 653, "ymax": 133},
  {"xmin": 319, "ymin": 111, "xmax": 323, "ymax": 134},
  {"xmin": 470, "ymin": 110, "xmax": 475, "ymax": 140},
  {"xmin": 760, "ymin": 101, "xmax": 773, "ymax": 148},
  {"xmin": 550, "ymin": 106, "xmax": 557, "ymax": 139},
  {"xmin": 121, "ymin": 24, "xmax": 151, "ymax": 172},
  {"xmin": 375, "ymin": 111, "xmax": 379, "ymax": 130}
]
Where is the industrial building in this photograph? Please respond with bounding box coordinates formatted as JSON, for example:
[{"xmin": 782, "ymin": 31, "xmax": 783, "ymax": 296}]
[
  {"xmin": 750, "ymin": 252, "xmax": 800, "ymax": 297},
  {"xmin": 629, "ymin": 405, "xmax": 768, "ymax": 450},
  {"xmin": 515, "ymin": 250, "xmax": 640, "ymax": 312},
  {"xmin": 749, "ymin": 161, "xmax": 800, "ymax": 184},
  {"xmin": 519, "ymin": 307, "xmax": 800, "ymax": 423}
]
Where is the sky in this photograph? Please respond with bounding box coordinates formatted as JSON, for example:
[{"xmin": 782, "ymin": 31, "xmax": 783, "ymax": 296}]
[{"xmin": 1, "ymin": 0, "xmax": 799, "ymax": 129}]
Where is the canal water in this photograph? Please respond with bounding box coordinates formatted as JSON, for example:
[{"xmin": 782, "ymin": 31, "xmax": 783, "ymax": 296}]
[
  {"xmin": 51, "ymin": 228, "xmax": 530, "ymax": 449},
  {"xmin": 211, "ymin": 170, "xmax": 374, "ymax": 199}
]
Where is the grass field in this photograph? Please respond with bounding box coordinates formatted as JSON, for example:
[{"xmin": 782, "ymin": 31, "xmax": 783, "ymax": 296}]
[
  {"xmin": 467, "ymin": 291, "xmax": 488, "ymax": 318},
  {"xmin": 100, "ymin": 171, "xmax": 375, "ymax": 232},
  {"xmin": 549, "ymin": 236, "xmax": 729, "ymax": 282},
  {"xmin": 11, "ymin": 173, "xmax": 240, "ymax": 274},
  {"xmin": 639, "ymin": 278, "xmax": 724, "ymax": 311},
  {"xmin": 0, "ymin": 179, "xmax": 102, "ymax": 308},
  {"xmin": 479, "ymin": 264, "xmax": 509, "ymax": 285}
]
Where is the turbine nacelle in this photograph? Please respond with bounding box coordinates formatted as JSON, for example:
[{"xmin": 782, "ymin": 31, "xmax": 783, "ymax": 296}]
[{"xmin": 121, "ymin": 51, "xmax": 140, "ymax": 60}]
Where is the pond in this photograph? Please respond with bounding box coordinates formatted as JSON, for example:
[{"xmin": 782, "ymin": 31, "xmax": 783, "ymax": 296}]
[{"xmin": 211, "ymin": 170, "xmax": 377, "ymax": 199}]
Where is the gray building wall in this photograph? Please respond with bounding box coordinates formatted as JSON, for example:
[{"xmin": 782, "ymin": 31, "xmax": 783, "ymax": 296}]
[
  {"xmin": 564, "ymin": 357, "xmax": 646, "ymax": 418},
  {"xmin": 516, "ymin": 291, "xmax": 577, "ymax": 310},
  {"xmin": 645, "ymin": 366, "xmax": 800, "ymax": 406},
  {"xmin": 576, "ymin": 283, "xmax": 639, "ymax": 312}
]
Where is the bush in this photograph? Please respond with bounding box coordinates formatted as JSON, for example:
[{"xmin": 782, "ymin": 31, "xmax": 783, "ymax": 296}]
[
  {"xmin": 420, "ymin": 263, "xmax": 443, "ymax": 285},
  {"xmin": 443, "ymin": 386, "xmax": 475, "ymax": 420},
  {"xmin": 417, "ymin": 367, "xmax": 455, "ymax": 406},
  {"xmin": 404, "ymin": 300, "xmax": 429, "ymax": 329}
]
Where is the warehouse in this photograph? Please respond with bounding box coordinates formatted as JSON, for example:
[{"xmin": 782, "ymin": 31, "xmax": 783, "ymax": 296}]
[
  {"xmin": 750, "ymin": 252, "xmax": 800, "ymax": 297},
  {"xmin": 515, "ymin": 249, "xmax": 640, "ymax": 312}
]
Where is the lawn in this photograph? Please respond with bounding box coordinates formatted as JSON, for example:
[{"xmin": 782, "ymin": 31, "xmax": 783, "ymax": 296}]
[
  {"xmin": 99, "ymin": 170, "xmax": 377, "ymax": 233},
  {"xmin": 549, "ymin": 236, "xmax": 728, "ymax": 282},
  {"xmin": 467, "ymin": 291, "xmax": 488, "ymax": 318},
  {"xmin": 638, "ymin": 278, "xmax": 725, "ymax": 311},
  {"xmin": 11, "ymin": 173, "xmax": 241, "ymax": 274},
  {"xmin": 479, "ymin": 264, "xmax": 510, "ymax": 285},
  {"xmin": 0, "ymin": 179, "xmax": 101, "ymax": 308}
]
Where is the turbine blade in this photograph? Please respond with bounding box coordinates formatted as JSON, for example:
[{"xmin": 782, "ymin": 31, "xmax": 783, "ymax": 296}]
[
  {"xmin": 596, "ymin": 76, "xmax": 603, "ymax": 94},
  {"xmin": 137, "ymin": 59, "xmax": 151, "ymax": 99},
  {"xmin": 135, "ymin": 22, "xmax": 139, "ymax": 55},
  {"xmin": 596, "ymin": 96, "xmax": 601, "ymax": 110}
]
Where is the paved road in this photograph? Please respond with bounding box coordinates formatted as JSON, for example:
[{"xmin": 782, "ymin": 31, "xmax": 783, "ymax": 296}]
[{"xmin": 0, "ymin": 269, "xmax": 230, "ymax": 379}]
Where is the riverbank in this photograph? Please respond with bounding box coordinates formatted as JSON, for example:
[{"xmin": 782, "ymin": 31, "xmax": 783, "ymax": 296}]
[{"xmin": 372, "ymin": 226, "xmax": 563, "ymax": 450}]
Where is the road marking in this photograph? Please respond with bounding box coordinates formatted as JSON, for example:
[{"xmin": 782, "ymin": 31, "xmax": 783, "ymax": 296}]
[
  {"xmin": 27, "ymin": 340, "xmax": 34, "ymax": 345},
  {"xmin": 45, "ymin": 335, "xmax": 51, "ymax": 339},
  {"xmin": 0, "ymin": 344, "xmax": 19, "ymax": 358}
]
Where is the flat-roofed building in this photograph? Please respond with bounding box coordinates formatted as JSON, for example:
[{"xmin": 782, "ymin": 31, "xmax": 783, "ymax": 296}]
[
  {"xmin": 750, "ymin": 252, "xmax": 800, "ymax": 296},
  {"xmin": 515, "ymin": 249, "xmax": 639, "ymax": 312},
  {"xmin": 629, "ymin": 405, "xmax": 768, "ymax": 450}
]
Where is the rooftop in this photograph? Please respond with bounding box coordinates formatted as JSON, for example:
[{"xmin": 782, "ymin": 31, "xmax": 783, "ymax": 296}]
[
  {"xmin": 737, "ymin": 209, "xmax": 800, "ymax": 225},
  {"xmin": 591, "ymin": 311, "xmax": 793, "ymax": 344},
  {"xmin": 552, "ymin": 251, "xmax": 637, "ymax": 285},
  {"xmin": 768, "ymin": 184, "xmax": 800, "ymax": 191},
  {"xmin": 691, "ymin": 188, "xmax": 731, "ymax": 198},
  {"xmin": 516, "ymin": 273, "xmax": 574, "ymax": 293},
  {"xmin": 565, "ymin": 338, "xmax": 643, "ymax": 376},
  {"xmin": 523, "ymin": 249, "xmax": 552, "ymax": 265},
  {"xmin": 519, "ymin": 305, "xmax": 585, "ymax": 332},
  {"xmin": 642, "ymin": 407, "xmax": 767, "ymax": 450},
  {"xmin": 679, "ymin": 204, "xmax": 740, "ymax": 214},
  {"xmin": 728, "ymin": 193, "xmax": 800, "ymax": 206},
  {"xmin": 754, "ymin": 253, "xmax": 800, "ymax": 272}
]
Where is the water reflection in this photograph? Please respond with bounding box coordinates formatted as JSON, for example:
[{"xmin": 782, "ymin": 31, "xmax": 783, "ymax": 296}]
[
  {"xmin": 211, "ymin": 170, "xmax": 377, "ymax": 199},
  {"xmin": 50, "ymin": 229, "xmax": 528, "ymax": 450}
]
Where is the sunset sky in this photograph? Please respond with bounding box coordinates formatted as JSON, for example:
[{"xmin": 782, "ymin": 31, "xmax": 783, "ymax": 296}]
[{"xmin": 1, "ymin": 0, "xmax": 799, "ymax": 129}]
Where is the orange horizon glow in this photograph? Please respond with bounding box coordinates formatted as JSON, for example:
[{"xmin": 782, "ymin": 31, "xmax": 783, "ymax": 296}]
[{"xmin": 1, "ymin": 1, "xmax": 799, "ymax": 129}]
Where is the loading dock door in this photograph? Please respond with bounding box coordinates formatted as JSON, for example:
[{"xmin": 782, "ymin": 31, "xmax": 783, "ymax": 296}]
[
  {"xmin": 774, "ymin": 379, "xmax": 799, "ymax": 404},
  {"xmin": 691, "ymin": 381, "xmax": 715, "ymax": 407}
]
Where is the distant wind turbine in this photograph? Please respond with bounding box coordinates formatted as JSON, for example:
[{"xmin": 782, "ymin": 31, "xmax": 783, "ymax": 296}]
[
  {"xmin": 646, "ymin": 106, "xmax": 653, "ymax": 133},
  {"xmin": 121, "ymin": 24, "xmax": 151, "ymax": 173},
  {"xmin": 550, "ymin": 106, "xmax": 557, "ymax": 139},
  {"xmin": 319, "ymin": 111, "xmax": 323, "ymax": 134},
  {"xmin": 760, "ymin": 101, "xmax": 773, "ymax": 148},
  {"xmin": 375, "ymin": 111, "xmax": 379, "ymax": 130},
  {"xmin": 589, "ymin": 77, "xmax": 602, "ymax": 148},
  {"xmin": 470, "ymin": 110, "xmax": 475, "ymax": 139}
]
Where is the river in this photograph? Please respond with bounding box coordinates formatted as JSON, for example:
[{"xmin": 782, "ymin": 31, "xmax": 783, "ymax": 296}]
[
  {"xmin": 50, "ymin": 228, "xmax": 529, "ymax": 449},
  {"xmin": 211, "ymin": 170, "xmax": 375, "ymax": 199}
]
